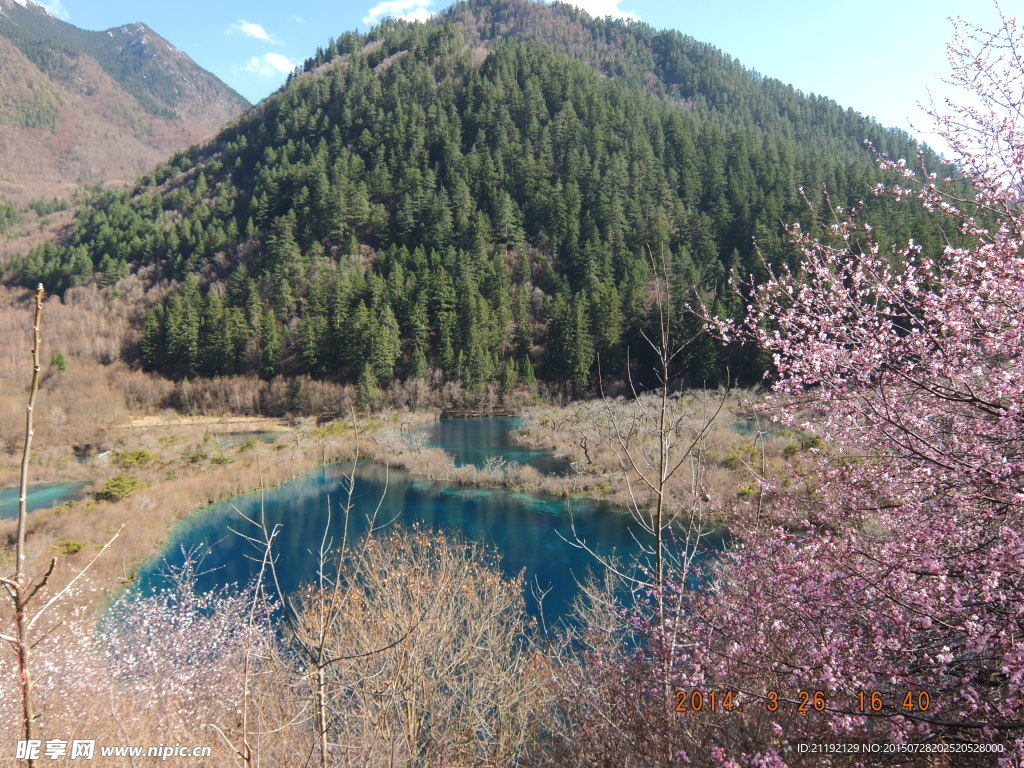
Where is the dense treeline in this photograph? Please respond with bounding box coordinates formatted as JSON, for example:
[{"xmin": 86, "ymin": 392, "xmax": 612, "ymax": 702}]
[
  {"xmin": 5, "ymin": 0, "xmax": 954, "ymax": 393},
  {"xmin": 443, "ymin": 0, "xmax": 932, "ymax": 159}
]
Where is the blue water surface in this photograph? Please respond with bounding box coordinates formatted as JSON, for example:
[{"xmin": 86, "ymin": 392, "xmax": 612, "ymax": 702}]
[
  {"xmin": 0, "ymin": 481, "xmax": 89, "ymax": 519},
  {"xmin": 138, "ymin": 419, "xmax": 722, "ymax": 622},
  {"xmin": 416, "ymin": 416, "xmax": 573, "ymax": 475}
]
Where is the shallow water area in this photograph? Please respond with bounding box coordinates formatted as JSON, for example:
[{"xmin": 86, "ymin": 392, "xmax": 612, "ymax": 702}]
[
  {"xmin": 731, "ymin": 417, "xmax": 782, "ymax": 438},
  {"xmin": 415, "ymin": 416, "xmax": 574, "ymax": 475},
  {"xmin": 0, "ymin": 481, "xmax": 89, "ymax": 519},
  {"xmin": 139, "ymin": 419, "xmax": 723, "ymax": 622}
]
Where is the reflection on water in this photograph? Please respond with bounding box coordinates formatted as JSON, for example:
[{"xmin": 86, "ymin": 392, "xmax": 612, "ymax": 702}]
[
  {"xmin": 0, "ymin": 481, "xmax": 89, "ymax": 519},
  {"xmin": 140, "ymin": 420, "xmax": 723, "ymax": 622},
  {"xmin": 416, "ymin": 416, "xmax": 573, "ymax": 475}
]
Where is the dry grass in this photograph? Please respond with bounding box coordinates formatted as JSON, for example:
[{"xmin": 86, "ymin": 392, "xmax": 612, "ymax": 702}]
[
  {"xmin": 347, "ymin": 391, "xmax": 821, "ymax": 526},
  {"xmin": 0, "ymin": 279, "xmax": 173, "ymax": 454},
  {"xmin": 511, "ymin": 391, "xmax": 816, "ymax": 526},
  {"xmin": 0, "ymin": 410, "xmax": 437, "ymax": 603}
]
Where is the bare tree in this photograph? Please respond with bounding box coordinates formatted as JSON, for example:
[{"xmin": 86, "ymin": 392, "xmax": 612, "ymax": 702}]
[
  {"xmin": 550, "ymin": 255, "xmax": 736, "ymax": 767},
  {"xmin": 0, "ymin": 286, "xmax": 121, "ymax": 767},
  {"xmin": 229, "ymin": 438, "xmax": 547, "ymax": 767},
  {"xmin": 286, "ymin": 528, "xmax": 545, "ymax": 767},
  {"xmin": 566, "ymin": 254, "xmax": 729, "ymax": 612}
]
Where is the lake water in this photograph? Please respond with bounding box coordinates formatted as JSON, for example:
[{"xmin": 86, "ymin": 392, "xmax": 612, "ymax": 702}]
[
  {"xmin": 139, "ymin": 418, "xmax": 722, "ymax": 622},
  {"xmin": 417, "ymin": 416, "xmax": 573, "ymax": 475},
  {"xmin": 731, "ymin": 416, "xmax": 784, "ymax": 438},
  {"xmin": 0, "ymin": 481, "xmax": 90, "ymax": 520}
]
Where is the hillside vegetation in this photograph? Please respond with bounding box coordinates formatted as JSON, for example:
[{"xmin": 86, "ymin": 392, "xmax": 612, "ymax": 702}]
[
  {"xmin": 1, "ymin": 4, "xmax": 1021, "ymax": 766},
  {"xmin": 6, "ymin": 0, "xmax": 957, "ymax": 399}
]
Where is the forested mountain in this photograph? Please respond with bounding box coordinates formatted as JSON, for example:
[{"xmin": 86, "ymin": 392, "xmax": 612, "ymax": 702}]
[
  {"xmin": 5, "ymin": 0, "xmax": 955, "ymax": 397},
  {"xmin": 0, "ymin": 0, "xmax": 248, "ymax": 200}
]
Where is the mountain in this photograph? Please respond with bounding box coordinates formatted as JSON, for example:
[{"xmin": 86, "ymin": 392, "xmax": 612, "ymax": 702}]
[
  {"xmin": 0, "ymin": 0, "xmax": 249, "ymax": 201},
  {"xmin": 5, "ymin": 0, "xmax": 958, "ymax": 400}
]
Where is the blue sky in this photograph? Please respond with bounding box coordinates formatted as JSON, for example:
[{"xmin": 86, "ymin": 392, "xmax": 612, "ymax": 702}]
[{"xmin": 30, "ymin": 0, "xmax": 1011, "ymax": 151}]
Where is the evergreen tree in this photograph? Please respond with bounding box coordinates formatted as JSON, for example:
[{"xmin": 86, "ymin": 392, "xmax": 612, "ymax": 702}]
[
  {"xmin": 260, "ymin": 309, "xmax": 283, "ymax": 379},
  {"xmin": 7, "ymin": 3, "xmax": 956, "ymax": 394},
  {"xmin": 370, "ymin": 304, "xmax": 401, "ymax": 381},
  {"xmin": 356, "ymin": 362, "xmax": 379, "ymax": 409}
]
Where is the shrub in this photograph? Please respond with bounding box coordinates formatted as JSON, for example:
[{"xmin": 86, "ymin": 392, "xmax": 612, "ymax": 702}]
[
  {"xmin": 113, "ymin": 448, "xmax": 158, "ymax": 468},
  {"xmin": 94, "ymin": 473, "xmax": 142, "ymax": 502},
  {"xmin": 53, "ymin": 540, "xmax": 87, "ymax": 555},
  {"xmin": 291, "ymin": 528, "xmax": 548, "ymax": 766}
]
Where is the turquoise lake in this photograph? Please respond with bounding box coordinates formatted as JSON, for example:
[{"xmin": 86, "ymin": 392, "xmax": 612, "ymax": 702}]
[
  {"xmin": 0, "ymin": 481, "xmax": 89, "ymax": 520},
  {"xmin": 138, "ymin": 418, "xmax": 722, "ymax": 621},
  {"xmin": 418, "ymin": 417, "xmax": 574, "ymax": 475}
]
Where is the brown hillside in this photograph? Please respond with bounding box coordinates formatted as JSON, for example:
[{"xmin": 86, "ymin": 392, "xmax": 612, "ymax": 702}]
[{"xmin": 0, "ymin": 22, "xmax": 246, "ymax": 202}]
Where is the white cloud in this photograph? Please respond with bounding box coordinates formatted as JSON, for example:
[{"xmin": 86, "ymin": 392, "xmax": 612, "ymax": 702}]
[
  {"xmin": 227, "ymin": 19, "xmax": 281, "ymax": 44},
  {"xmin": 362, "ymin": 0, "xmax": 434, "ymax": 26},
  {"xmin": 554, "ymin": 0, "xmax": 639, "ymax": 21},
  {"xmin": 242, "ymin": 52, "xmax": 297, "ymax": 77}
]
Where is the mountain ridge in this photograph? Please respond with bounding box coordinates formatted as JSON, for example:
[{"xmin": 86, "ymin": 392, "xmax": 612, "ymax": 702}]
[
  {"xmin": 6, "ymin": 0, "xmax": 959, "ymax": 400},
  {"xmin": 0, "ymin": 0, "xmax": 248, "ymax": 201}
]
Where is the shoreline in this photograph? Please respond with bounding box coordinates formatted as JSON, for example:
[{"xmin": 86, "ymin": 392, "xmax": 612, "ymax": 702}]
[
  {"xmin": 1, "ymin": 397, "xmax": 801, "ymax": 617},
  {"xmin": 0, "ymin": 409, "xmax": 440, "ymax": 602}
]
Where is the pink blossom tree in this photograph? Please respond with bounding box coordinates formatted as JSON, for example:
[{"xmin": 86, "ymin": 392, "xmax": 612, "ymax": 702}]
[{"xmin": 558, "ymin": 7, "xmax": 1024, "ymax": 767}]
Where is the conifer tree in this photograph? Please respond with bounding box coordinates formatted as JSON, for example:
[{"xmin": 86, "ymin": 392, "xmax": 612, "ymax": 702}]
[{"xmin": 260, "ymin": 309, "xmax": 283, "ymax": 379}]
